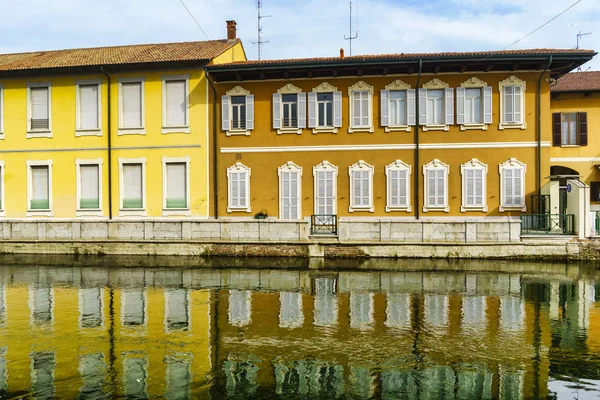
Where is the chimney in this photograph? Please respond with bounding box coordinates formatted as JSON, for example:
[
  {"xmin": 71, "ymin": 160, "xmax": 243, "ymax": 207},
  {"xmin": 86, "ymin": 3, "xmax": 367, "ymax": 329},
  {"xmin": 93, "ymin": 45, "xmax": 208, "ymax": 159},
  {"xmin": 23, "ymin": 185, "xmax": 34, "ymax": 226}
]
[
  {"xmin": 340, "ymin": 48, "xmax": 345, "ymax": 59},
  {"xmin": 226, "ymin": 20, "xmax": 237, "ymax": 42}
]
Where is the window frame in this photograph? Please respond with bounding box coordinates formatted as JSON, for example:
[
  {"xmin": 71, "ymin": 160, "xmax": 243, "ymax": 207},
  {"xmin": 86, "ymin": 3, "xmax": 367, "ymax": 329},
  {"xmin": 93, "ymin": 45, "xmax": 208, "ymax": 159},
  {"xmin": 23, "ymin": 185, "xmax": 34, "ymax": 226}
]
[
  {"xmin": 0, "ymin": 83, "xmax": 4, "ymax": 138},
  {"xmin": 26, "ymin": 82, "xmax": 52, "ymax": 138},
  {"xmin": 120, "ymin": 288, "xmax": 148, "ymax": 328},
  {"xmin": 461, "ymin": 158, "xmax": 488, "ymax": 212},
  {"xmin": 117, "ymin": 77, "xmax": 146, "ymax": 135},
  {"xmin": 278, "ymin": 161, "xmax": 303, "ymax": 220},
  {"xmin": 499, "ymin": 158, "xmax": 526, "ymax": 212},
  {"xmin": 78, "ymin": 287, "xmax": 105, "ymax": 329},
  {"xmin": 26, "ymin": 160, "xmax": 53, "ymax": 216},
  {"xmin": 499, "ymin": 75, "xmax": 526, "ymax": 130},
  {"xmin": 313, "ymin": 161, "xmax": 338, "ymax": 216},
  {"xmin": 163, "ymin": 288, "xmax": 191, "ymax": 332},
  {"xmin": 162, "ymin": 156, "xmax": 191, "ymax": 216},
  {"xmin": 385, "ymin": 160, "xmax": 412, "ymax": 212},
  {"xmin": 382, "ymin": 79, "xmax": 414, "ymax": 132},
  {"xmin": 28, "ymin": 285, "xmax": 54, "ymax": 326},
  {"xmin": 457, "ymin": 77, "xmax": 492, "ymax": 131},
  {"xmin": 76, "ymin": 158, "xmax": 103, "ymax": 217},
  {"xmin": 118, "ymin": 157, "xmax": 147, "ymax": 216},
  {"xmin": 348, "ymin": 160, "xmax": 374, "ymax": 212},
  {"xmin": 348, "ymin": 81, "xmax": 374, "ymax": 133},
  {"xmin": 161, "ymin": 74, "xmax": 190, "ymax": 134},
  {"xmin": 420, "ymin": 78, "xmax": 453, "ymax": 131},
  {"xmin": 274, "ymin": 83, "xmax": 305, "ymax": 135},
  {"xmin": 309, "ymin": 82, "xmax": 341, "ymax": 134},
  {"xmin": 75, "ymin": 79, "xmax": 102, "ymax": 136},
  {"xmin": 422, "ymin": 159, "xmax": 450, "ymax": 213},
  {"xmin": 227, "ymin": 162, "xmax": 251, "ymax": 213},
  {"xmin": 222, "ymin": 86, "xmax": 253, "ymax": 136}
]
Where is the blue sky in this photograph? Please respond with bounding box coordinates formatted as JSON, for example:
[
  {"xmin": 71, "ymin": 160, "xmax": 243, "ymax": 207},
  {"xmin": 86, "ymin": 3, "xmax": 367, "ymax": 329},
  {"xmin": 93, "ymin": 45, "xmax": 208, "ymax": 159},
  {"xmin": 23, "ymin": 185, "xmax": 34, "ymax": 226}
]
[{"xmin": 0, "ymin": 0, "xmax": 598, "ymax": 70}]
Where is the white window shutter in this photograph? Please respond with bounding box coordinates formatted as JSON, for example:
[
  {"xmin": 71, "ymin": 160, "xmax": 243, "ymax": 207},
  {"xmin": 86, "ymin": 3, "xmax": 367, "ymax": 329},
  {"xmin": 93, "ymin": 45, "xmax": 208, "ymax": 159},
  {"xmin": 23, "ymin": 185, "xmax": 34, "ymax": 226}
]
[
  {"xmin": 80, "ymin": 84, "xmax": 99, "ymax": 130},
  {"xmin": 80, "ymin": 164, "xmax": 99, "ymax": 203},
  {"xmin": 221, "ymin": 95, "xmax": 230, "ymax": 131},
  {"xmin": 418, "ymin": 89, "xmax": 427, "ymax": 125},
  {"xmin": 32, "ymin": 166, "xmax": 49, "ymax": 202},
  {"xmin": 297, "ymin": 92, "xmax": 307, "ymax": 129},
  {"xmin": 456, "ymin": 87, "xmax": 465, "ymax": 125},
  {"xmin": 513, "ymin": 86, "xmax": 522, "ymax": 123},
  {"xmin": 514, "ymin": 168, "xmax": 523, "ymax": 205},
  {"xmin": 166, "ymin": 163, "xmax": 186, "ymax": 207},
  {"xmin": 165, "ymin": 80, "xmax": 186, "ymax": 127},
  {"xmin": 308, "ymin": 92, "xmax": 317, "ymax": 128},
  {"xmin": 407, "ymin": 89, "xmax": 416, "ymax": 126},
  {"xmin": 245, "ymin": 95, "xmax": 254, "ymax": 130},
  {"xmin": 272, "ymin": 93, "xmax": 281, "ymax": 130},
  {"xmin": 31, "ymin": 87, "xmax": 49, "ymax": 120},
  {"xmin": 444, "ymin": 88, "xmax": 454, "ymax": 125},
  {"xmin": 122, "ymin": 82, "xmax": 142, "ymax": 128},
  {"xmin": 352, "ymin": 171, "xmax": 361, "ymax": 206},
  {"xmin": 504, "ymin": 169, "xmax": 513, "ymax": 206},
  {"xmin": 333, "ymin": 91, "xmax": 342, "ymax": 127},
  {"xmin": 380, "ymin": 90, "xmax": 389, "ymax": 127},
  {"xmin": 483, "ymin": 86, "xmax": 492, "ymax": 124},
  {"xmin": 123, "ymin": 164, "xmax": 142, "ymax": 200}
]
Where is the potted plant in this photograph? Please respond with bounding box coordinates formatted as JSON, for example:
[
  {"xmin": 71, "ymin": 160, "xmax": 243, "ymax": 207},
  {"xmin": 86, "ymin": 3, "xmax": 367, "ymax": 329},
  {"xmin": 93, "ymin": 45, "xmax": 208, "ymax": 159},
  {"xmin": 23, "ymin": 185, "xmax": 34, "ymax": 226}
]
[{"xmin": 254, "ymin": 209, "xmax": 268, "ymax": 219}]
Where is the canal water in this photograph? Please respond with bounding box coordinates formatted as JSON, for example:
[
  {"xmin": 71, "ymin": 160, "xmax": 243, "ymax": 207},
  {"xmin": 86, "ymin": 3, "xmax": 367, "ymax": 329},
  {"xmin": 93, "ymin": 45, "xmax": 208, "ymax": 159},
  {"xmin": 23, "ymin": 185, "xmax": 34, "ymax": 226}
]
[{"xmin": 0, "ymin": 255, "xmax": 599, "ymax": 399}]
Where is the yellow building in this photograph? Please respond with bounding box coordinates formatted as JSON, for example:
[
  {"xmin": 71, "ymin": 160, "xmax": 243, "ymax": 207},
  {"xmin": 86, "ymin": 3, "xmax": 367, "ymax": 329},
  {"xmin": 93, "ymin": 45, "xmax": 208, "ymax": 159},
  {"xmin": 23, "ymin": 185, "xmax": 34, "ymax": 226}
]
[{"xmin": 0, "ymin": 21, "xmax": 245, "ymax": 219}]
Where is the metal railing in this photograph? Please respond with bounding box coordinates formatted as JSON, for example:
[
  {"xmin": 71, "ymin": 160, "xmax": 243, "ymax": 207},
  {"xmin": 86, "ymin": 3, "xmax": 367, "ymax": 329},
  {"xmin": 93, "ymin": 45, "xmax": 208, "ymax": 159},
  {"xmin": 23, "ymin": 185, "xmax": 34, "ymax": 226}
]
[
  {"xmin": 596, "ymin": 212, "xmax": 600, "ymax": 235},
  {"xmin": 311, "ymin": 214, "xmax": 338, "ymax": 235},
  {"xmin": 520, "ymin": 214, "xmax": 575, "ymax": 235}
]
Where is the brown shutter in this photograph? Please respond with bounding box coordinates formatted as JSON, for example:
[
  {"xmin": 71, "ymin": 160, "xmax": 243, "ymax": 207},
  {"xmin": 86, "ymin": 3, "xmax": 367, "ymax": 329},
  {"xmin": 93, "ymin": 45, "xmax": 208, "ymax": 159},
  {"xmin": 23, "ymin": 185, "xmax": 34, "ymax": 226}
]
[
  {"xmin": 578, "ymin": 112, "xmax": 588, "ymax": 146},
  {"xmin": 552, "ymin": 113, "xmax": 561, "ymax": 146},
  {"xmin": 591, "ymin": 181, "xmax": 600, "ymax": 201}
]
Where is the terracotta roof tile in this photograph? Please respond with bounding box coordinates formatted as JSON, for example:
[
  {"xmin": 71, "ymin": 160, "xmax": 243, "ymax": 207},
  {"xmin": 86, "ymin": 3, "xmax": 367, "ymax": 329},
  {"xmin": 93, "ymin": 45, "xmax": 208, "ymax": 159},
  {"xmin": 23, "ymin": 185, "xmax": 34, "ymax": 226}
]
[
  {"xmin": 551, "ymin": 71, "xmax": 600, "ymax": 92},
  {"xmin": 0, "ymin": 39, "xmax": 239, "ymax": 72}
]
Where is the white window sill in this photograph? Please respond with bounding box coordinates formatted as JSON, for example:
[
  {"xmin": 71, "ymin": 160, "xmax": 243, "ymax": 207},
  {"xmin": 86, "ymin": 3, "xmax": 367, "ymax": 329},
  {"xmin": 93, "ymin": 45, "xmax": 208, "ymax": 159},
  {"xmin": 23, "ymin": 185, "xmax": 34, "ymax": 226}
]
[
  {"xmin": 162, "ymin": 127, "xmax": 190, "ymax": 134},
  {"xmin": 26, "ymin": 131, "xmax": 52, "ymax": 138},
  {"xmin": 312, "ymin": 127, "xmax": 338, "ymax": 134},
  {"xmin": 0, "ymin": 211, "xmax": 5, "ymax": 217},
  {"xmin": 422, "ymin": 125, "xmax": 449, "ymax": 132},
  {"xmin": 75, "ymin": 129, "xmax": 102, "ymax": 137},
  {"xmin": 349, "ymin": 206, "xmax": 374, "ymax": 213},
  {"xmin": 560, "ymin": 144, "xmax": 580, "ymax": 148},
  {"xmin": 498, "ymin": 122, "xmax": 526, "ymax": 130},
  {"xmin": 162, "ymin": 209, "xmax": 191, "ymax": 216},
  {"xmin": 461, "ymin": 205, "xmax": 489, "ymax": 213},
  {"xmin": 227, "ymin": 207, "xmax": 252, "ymax": 213},
  {"xmin": 385, "ymin": 126, "xmax": 411, "ymax": 133},
  {"xmin": 76, "ymin": 210, "xmax": 103, "ymax": 217},
  {"xmin": 226, "ymin": 129, "xmax": 251, "ymax": 137},
  {"xmin": 118, "ymin": 128, "xmax": 146, "ymax": 135},
  {"xmin": 499, "ymin": 205, "xmax": 526, "ymax": 212},
  {"xmin": 119, "ymin": 209, "xmax": 147, "ymax": 217},
  {"xmin": 277, "ymin": 128, "xmax": 302, "ymax": 135},
  {"xmin": 460, "ymin": 123, "xmax": 488, "ymax": 131},
  {"xmin": 0, "ymin": 133, "xmax": 4, "ymax": 139},
  {"xmin": 27, "ymin": 210, "xmax": 53, "ymax": 217},
  {"xmin": 348, "ymin": 126, "xmax": 374, "ymax": 134},
  {"xmin": 386, "ymin": 206, "xmax": 412, "ymax": 213},
  {"xmin": 422, "ymin": 205, "xmax": 450, "ymax": 213}
]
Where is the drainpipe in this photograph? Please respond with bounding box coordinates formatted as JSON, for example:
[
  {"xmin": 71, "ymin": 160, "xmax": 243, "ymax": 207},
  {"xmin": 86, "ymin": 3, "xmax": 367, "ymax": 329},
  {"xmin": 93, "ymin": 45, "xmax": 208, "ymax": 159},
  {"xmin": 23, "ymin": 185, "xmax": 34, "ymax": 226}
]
[
  {"xmin": 100, "ymin": 67, "xmax": 113, "ymax": 219},
  {"xmin": 415, "ymin": 59, "xmax": 423, "ymax": 220},
  {"xmin": 205, "ymin": 68, "xmax": 219, "ymax": 219},
  {"xmin": 536, "ymin": 56, "xmax": 552, "ymax": 197}
]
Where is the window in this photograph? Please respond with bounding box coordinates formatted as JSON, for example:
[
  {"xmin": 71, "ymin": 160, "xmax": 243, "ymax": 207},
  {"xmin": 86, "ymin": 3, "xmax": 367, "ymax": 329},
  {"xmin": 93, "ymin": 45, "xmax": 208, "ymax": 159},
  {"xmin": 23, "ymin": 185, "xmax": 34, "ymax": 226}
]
[
  {"xmin": 499, "ymin": 76, "xmax": 526, "ymax": 129},
  {"xmin": 76, "ymin": 79, "xmax": 101, "ymax": 135},
  {"xmin": 308, "ymin": 82, "xmax": 342, "ymax": 133},
  {"xmin": 118, "ymin": 77, "xmax": 145, "ymax": 134},
  {"xmin": 553, "ymin": 112, "xmax": 587, "ymax": 146},
  {"xmin": 349, "ymin": 160, "xmax": 374, "ymax": 212},
  {"xmin": 314, "ymin": 277, "xmax": 338, "ymax": 327},
  {"xmin": 279, "ymin": 292, "xmax": 304, "ymax": 328},
  {"xmin": 27, "ymin": 161, "xmax": 52, "ymax": 215},
  {"xmin": 461, "ymin": 158, "xmax": 488, "ymax": 212},
  {"xmin": 278, "ymin": 162, "xmax": 302, "ymax": 220},
  {"xmin": 162, "ymin": 157, "xmax": 190, "ymax": 215},
  {"xmin": 424, "ymin": 294, "xmax": 448, "ymax": 326},
  {"xmin": 228, "ymin": 290, "xmax": 251, "ymax": 327},
  {"xmin": 348, "ymin": 81, "xmax": 374, "ymax": 133},
  {"xmin": 79, "ymin": 287, "xmax": 103, "ymax": 328},
  {"xmin": 30, "ymin": 285, "xmax": 53, "ymax": 324},
  {"xmin": 227, "ymin": 162, "xmax": 251, "ymax": 213},
  {"xmin": 123, "ymin": 355, "xmax": 148, "ymax": 398},
  {"xmin": 499, "ymin": 158, "xmax": 526, "ymax": 212},
  {"xmin": 221, "ymin": 86, "xmax": 254, "ymax": 135},
  {"xmin": 164, "ymin": 288, "xmax": 189, "ymax": 331},
  {"xmin": 419, "ymin": 79, "xmax": 453, "ymax": 131},
  {"xmin": 456, "ymin": 78, "xmax": 492, "ymax": 130},
  {"xmin": 27, "ymin": 82, "xmax": 52, "ymax": 137},
  {"xmin": 385, "ymin": 160, "xmax": 411, "ymax": 212},
  {"xmin": 165, "ymin": 354, "xmax": 192, "ymax": 399},
  {"xmin": 0, "ymin": 83, "xmax": 4, "ymax": 137},
  {"xmin": 349, "ymin": 292, "xmax": 374, "ymax": 330},
  {"xmin": 162, "ymin": 75, "xmax": 189, "ymax": 133},
  {"xmin": 122, "ymin": 288, "xmax": 146, "ymax": 327},
  {"xmin": 273, "ymin": 84, "xmax": 306, "ymax": 134},
  {"xmin": 119, "ymin": 158, "xmax": 146, "ymax": 215},
  {"xmin": 313, "ymin": 161, "xmax": 338, "ymax": 216},
  {"xmin": 423, "ymin": 159, "xmax": 449, "ymax": 212},
  {"xmin": 385, "ymin": 293, "xmax": 411, "ymax": 329},
  {"xmin": 31, "ymin": 352, "xmax": 56, "ymax": 398},
  {"xmin": 76, "ymin": 159, "xmax": 102, "ymax": 216},
  {"xmin": 500, "ymin": 296, "xmax": 524, "ymax": 331},
  {"xmin": 381, "ymin": 79, "xmax": 416, "ymax": 132}
]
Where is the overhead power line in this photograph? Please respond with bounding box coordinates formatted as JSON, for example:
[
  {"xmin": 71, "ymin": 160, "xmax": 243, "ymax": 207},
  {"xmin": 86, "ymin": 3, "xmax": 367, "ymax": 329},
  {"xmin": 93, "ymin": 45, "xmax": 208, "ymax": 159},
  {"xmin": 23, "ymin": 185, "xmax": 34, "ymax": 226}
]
[{"xmin": 178, "ymin": 0, "xmax": 210, "ymax": 40}]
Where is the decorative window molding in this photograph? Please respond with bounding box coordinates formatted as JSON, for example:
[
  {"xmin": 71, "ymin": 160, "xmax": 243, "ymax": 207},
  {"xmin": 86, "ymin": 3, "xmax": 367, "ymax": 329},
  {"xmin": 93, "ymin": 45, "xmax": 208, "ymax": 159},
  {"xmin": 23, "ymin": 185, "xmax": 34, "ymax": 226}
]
[
  {"xmin": 26, "ymin": 82, "xmax": 52, "ymax": 138},
  {"xmin": 161, "ymin": 74, "xmax": 190, "ymax": 134},
  {"xmin": 457, "ymin": 77, "xmax": 492, "ymax": 131},
  {"xmin": 348, "ymin": 81, "xmax": 374, "ymax": 133},
  {"xmin": 278, "ymin": 162, "xmax": 302, "ymax": 220},
  {"xmin": 26, "ymin": 160, "xmax": 53, "ymax": 216},
  {"xmin": 553, "ymin": 112, "xmax": 587, "ymax": 147},
  {"xmin": 423, "ymin": 159, "xmax": 449, "ymax": 213},
  {"xmin": 348, "ymin": 160, "xmax": 374, "ymax": 212},
  {"xmin": 273, "ymin": 84, "xmax": 305, "ymax": 135},
  {"xmin": 277, "ymin": 83, "xmax": 302, "ymax": 94},
  {"xmin": 0, "ymin": 83, "xmax": 4, "ymax": 138},
  {"xmin": 385, "ymin": 160, "xmax": 412, "ymax": 212},
  {"xmin": 162, "ymin": 156, "xmax": 191, "ymax": 216},
  {"xmin": 117, "ymin": 77, "xmax": 146, "ymax": 135},
  {"xmin": 313, "ymin": 161, "xmax": 338, "ymax": 216},
  {"xmin": 222, "ymin": 86, "xmax": 254, "ymax": 136},
  {"xmin": 76, "ymin": 158, "xmax": 103, "ymax": 217},
  {"xmin": 227, "ymin": 162, "xmax": 251, "ymax": 213},
  {"xmin": 385, "ymin": 79, "xmax": 411, "ymax": 91},
  {"xmin": 382, "ymin": 80, "xmax": 415, "ymax": 133},
  {"xmin": 499, "ymin": 76, "xmax": 526, "ymax": 130},
  {"xmin": 309, "ymin": 83, "xmax": 341, "ymax": 134},
  {"xmin": 312, "ymin": 82, "xmax": 338, "ymax": 93},
  {"xmin": 75, "ymin": 79, "xmax": 102, "ymax": 136},
  {"xmin": 460, "ymin": 158, "xmax": 488, "ymax": 212},
  {"xmin": 461, "ymin": 77, "xmax": 487, "ymax": 88},
  {"xmin": 499, "ymin": 158, "xmax": 526, "ymax": 212},
  {"xmin": 118, "ymin": 157, "xmax": 147, "ymax": 217},
  {"xmin": 419, "ymin": 79, "xmax": 453, "ymax": 131}
]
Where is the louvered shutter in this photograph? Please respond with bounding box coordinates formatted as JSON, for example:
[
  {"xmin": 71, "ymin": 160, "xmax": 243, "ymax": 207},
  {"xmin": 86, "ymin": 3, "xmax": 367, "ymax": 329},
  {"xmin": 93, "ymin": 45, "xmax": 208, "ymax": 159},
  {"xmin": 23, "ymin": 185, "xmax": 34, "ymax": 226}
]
[
  {"xmin": 578, "ymin": 112, "xmax": 588, "ymax": 146},
  {"xmin": 514, "ymin": 168, "xmax": 522, "ymax": 206},
  {"xmin": 333, "ymin": 91, "xmax": 342, "ymax": 127},
  {"xmin": 281, "ymin": 171, "xmax": 290, "ymax": 219},
  {"xmin": 352, "ymin": 171, "xmax": 361, "ymax": 206},
  {"xmin": 272, "ymin": 93, "xmax": 281, "ymax": 130},
  {"xmin": 122, "ymin": 82, "xmax": 142, "ymax": 128},
  {"xmin": 245, "ymin": 95, "xmax": 254, "ymax": 130},
  {"xmin": 290, "ymin": 172, "xmax": 298, "ymax": 219},
  {"xmin": 80, "ymin": 164, "xmax": 99, "ymax": 209},
  {"xmin": 456, "ymin": 87, "xmax": 465, "ymax": 125},
  {"xmin": 552, "ymin": 113, "xmax": 561, "ymax": 146},
  {"xmin": 31, "ymin": 166, "xmax": 49, "ymax": 209},
  {"xmin": 122, "ymin": 164, "xmax": 143, "ymax": 209},
  {"xmin": 380, "ymin": 90, "xmax": 389, "ymax": 127},
  {"xmin": 389, "ymin": 170, "xmax": 398, "ymax": 207},
  {"xmin": 504, "ymin": 169, "xmax": 513, "ymax": 206},
  {"xmin": 444, "ymin": 88, "xmax": 454, "ymax": 125},
  {"xmin": 466, "ymin": 169, "xmax": 473, "ymax": 206},
  {"xmin": 297, "ymin": 93, "xmax": 307, "ymax": 129},
  {"xmin": 407, "ymin": 89, "xmax": 416, "ymax": 126},
  {"xmin": 513, "ymin": 86, "xmax": 522, "ymax": 123},
  {"xmin": 308, "ymin": 92, "xmax": 317, "ymax": 128},
  {"xmin": 475, "ymin": 169, "xmax": 483, "ymax": 206},
  {"xmin": 31, "ymin": 87, "xmax": 49, "ymax": 130},
  {"xmin": 399, "ymin": 170, "xmax": 407, "ymax": 206},
  {"xmin": 427, "ymin": 170, "xmax": 436, "ymax": 206},
  {"xmin": 437, "ymin": 170, "xmax": 445, "ymax": 206},
  {"xmin": 504, "ymin": 86, "xmax": 513, "ymax": 123},
  {"xmin": 361, "ymin": 171, "xmax": 370, "ymax": 206},
  {"xmin": 483, "ymin": 86, "xmax": 492, "ymax": 124},
  {"xmin": 221, "ymin": 95, "xmax": 230, "ymax": 131},
  {"xmin": 166, "ymin": 163, "xmax": 186, "ymax": 208},
  {"xmin": 418, "ymin": 89, "xmax": 427, "ymax": 125},
  {"xmin": 165, "ymin": 80, "xmax": 186, "ymax": 127},
  {"xmin": 80, "ymin": 84, "xmax": 99, "ymax": 130}
]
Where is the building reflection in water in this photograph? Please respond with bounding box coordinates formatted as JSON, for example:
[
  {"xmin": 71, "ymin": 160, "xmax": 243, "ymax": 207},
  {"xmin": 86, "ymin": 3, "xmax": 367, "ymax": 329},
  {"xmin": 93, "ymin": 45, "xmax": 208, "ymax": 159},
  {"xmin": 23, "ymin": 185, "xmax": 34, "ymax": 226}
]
[{"xmin": 0, "ymin": 261, "xmax": 598, "ymax": 398}]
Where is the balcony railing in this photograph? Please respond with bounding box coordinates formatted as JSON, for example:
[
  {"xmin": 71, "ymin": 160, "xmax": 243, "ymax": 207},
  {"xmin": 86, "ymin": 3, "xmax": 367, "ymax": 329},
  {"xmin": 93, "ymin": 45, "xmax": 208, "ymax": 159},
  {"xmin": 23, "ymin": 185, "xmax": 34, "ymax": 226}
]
[
  {"xmin": 520, "ymin": 214, "xmax": 575, "ymax": 235},
  {"xmin": 311, "ymin": 214, "xmax": 338, "ymax": 235}
]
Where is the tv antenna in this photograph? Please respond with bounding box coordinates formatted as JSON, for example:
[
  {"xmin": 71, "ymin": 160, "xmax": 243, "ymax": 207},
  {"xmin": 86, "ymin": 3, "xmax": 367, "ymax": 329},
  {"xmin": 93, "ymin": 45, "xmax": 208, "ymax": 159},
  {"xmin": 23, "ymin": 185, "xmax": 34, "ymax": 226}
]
[
  {"xmin": 251, "ymin": 0, "xmax": 272, "ymax": 60},
  {"xmin": 576, "ymin": 31, "xmax": 592, "ymax": 71},
  {"xmin": 344, "ymin": 1, "xmax": 359, "ymax": 56}
]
